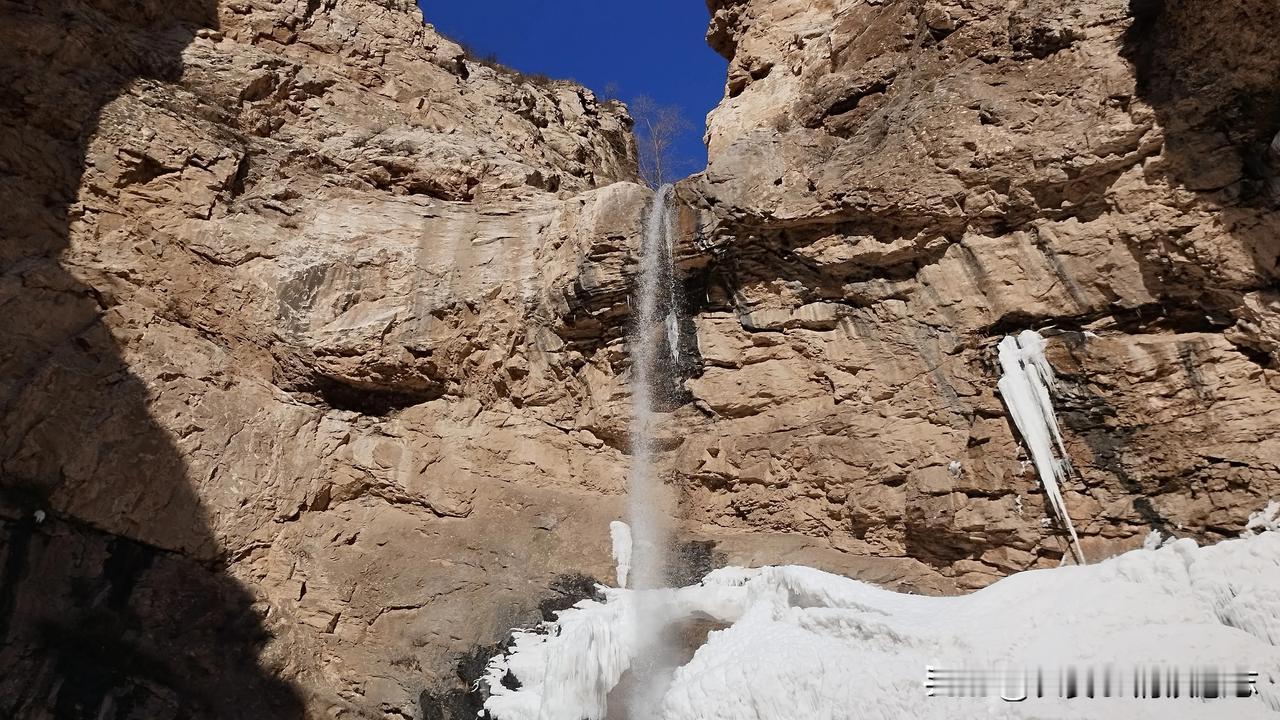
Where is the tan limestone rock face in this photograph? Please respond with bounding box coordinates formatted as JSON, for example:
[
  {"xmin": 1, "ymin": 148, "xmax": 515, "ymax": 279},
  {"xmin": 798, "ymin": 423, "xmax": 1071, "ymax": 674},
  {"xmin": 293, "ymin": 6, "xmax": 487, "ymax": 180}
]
[
  {"xmin": 678, "ymin": 0, "xmax": 1280, "ymax": 594},
  {"xmin": 0, "ymin": 1, "xmax": 646, "ymax": 717}
]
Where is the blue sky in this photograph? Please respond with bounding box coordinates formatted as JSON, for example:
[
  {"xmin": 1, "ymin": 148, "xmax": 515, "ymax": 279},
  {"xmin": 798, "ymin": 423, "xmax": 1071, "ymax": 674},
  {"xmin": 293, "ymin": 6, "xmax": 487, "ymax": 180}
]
[{"xmin": 417, "ymin": 1, "xmax": 727, "ymax": 179}]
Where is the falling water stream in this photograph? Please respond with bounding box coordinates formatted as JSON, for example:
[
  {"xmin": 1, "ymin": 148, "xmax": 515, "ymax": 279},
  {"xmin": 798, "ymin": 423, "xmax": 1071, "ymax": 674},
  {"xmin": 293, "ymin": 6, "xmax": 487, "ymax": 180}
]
[{"xmin": 626, "ymin": 184, "xmax": 681, "ymax": 718}]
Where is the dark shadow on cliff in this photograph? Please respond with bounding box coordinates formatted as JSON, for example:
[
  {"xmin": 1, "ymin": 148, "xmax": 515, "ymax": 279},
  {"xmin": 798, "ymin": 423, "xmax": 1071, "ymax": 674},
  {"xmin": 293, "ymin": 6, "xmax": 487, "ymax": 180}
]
[
  {"xmin": 0, "ymin": 1, "xmax": 303, "ymax": 717},
  {"xmin": 1122, "ymin": 0, "xmax": 1280, "ymax": 287}
]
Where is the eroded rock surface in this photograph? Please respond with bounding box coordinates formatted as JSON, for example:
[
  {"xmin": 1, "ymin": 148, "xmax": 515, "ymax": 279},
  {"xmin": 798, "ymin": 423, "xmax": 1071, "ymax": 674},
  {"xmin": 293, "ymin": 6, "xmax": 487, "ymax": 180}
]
[
  {"xmin": 680, "ymin": 0, "xmax": 1280, "ymax": 588},
  {"xmin": 1, "ymin": 1, "xmax": 647, "ymax": 717}
]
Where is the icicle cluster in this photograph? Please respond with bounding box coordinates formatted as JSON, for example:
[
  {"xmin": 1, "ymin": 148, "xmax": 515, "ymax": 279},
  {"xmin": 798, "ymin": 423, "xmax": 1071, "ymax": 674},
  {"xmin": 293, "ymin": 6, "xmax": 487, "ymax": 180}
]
[{"xmin": 996, "ymin": 330, "xmax": 1086, "ymax": 565}]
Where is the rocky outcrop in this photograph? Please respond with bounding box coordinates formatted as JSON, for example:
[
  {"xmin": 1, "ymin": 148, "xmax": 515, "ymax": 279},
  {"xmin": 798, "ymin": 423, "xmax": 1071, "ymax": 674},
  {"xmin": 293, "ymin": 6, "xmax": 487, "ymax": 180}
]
[
  {"xmin": 1, "ymin": 1, "xmax": 648, "ymax": 717},
  {"xmin": 679, "ymin": 0, "xmax": 1280, "ymax": 587},
  {"xmin": 2, "ymin": 0, "xmax": 1279, "ymax": 717}
]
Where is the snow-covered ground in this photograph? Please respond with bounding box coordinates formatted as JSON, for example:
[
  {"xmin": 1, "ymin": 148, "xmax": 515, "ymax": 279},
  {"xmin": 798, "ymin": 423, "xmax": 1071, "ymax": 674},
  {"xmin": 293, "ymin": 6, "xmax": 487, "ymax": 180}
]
[{"xmin": 483, "ymin": 524, "xmax": 1280, "ymax": 719}]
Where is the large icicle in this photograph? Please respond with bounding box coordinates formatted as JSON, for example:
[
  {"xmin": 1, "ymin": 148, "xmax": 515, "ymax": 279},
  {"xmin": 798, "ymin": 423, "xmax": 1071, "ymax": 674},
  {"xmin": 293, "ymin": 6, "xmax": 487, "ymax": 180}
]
[
  {"xmin": 610, "ymin": 520, "xmax": 633, "ymax": 589},
  {"xmin": 997, "ymin": 329, "xmax": 1086, "ymax": 565}
]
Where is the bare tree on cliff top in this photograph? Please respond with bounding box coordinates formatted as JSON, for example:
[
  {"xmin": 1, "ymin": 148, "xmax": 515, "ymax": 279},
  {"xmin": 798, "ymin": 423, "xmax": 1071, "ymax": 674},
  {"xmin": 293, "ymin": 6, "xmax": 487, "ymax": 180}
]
[{"xmin": 631, "ymin": 94, "xmax": 693, "ymax": 188}]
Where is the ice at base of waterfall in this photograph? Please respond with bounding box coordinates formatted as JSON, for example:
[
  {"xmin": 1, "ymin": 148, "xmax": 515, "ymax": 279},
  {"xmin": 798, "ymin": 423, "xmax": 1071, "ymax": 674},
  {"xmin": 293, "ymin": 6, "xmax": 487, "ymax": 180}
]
[
  {"xmin": 610, "ymin": 520, "xmax": 633, "ymax": 589},
  {"xmin": 482, "ymin": 526, "xmax": 1280, "ymax": 720},
  {"xmin": 1247, "ymin": 501, "xmax": 1280, "ymax": 534}
]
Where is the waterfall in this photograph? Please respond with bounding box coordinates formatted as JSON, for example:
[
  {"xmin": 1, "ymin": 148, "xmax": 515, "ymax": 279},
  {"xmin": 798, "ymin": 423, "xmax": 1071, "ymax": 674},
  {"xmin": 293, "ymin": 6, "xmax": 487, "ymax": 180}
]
[
  {"xmin": 626, "ymin": 184, "xmax": 681, "ymax": 718},
  {"xmin": 629, "ymin": 183, "xmax": 679, "ymax": 590}
]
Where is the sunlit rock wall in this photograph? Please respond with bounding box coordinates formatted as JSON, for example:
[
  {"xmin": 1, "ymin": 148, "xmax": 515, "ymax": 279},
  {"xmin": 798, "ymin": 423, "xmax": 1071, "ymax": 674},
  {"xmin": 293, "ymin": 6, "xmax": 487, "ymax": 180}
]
[
  {"xmin": 1, "ymin": 1, "xmax": 648, "ymax": 717},
  {"xmin": 677, "ymin": 0, "xmax": 1280, "ymax": 588}
]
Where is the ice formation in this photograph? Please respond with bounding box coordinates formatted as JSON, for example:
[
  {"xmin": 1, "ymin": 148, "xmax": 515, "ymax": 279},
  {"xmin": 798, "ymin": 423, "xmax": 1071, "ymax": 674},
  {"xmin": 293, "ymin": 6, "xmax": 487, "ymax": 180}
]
[
  {"xmin": 1247, "ymin": 501, "xmax": 1280, "ymax": 535},
  {"xmin": 483, "ymin": 528, "xmax": 1280, "ymax": 720},
  {"xmin": 611, "ymin": 521, "xmax": 633, "ymax": 589},
  {"xmin": 996, "ymin": 330, "xmax": 1086, "ymax": 564}
]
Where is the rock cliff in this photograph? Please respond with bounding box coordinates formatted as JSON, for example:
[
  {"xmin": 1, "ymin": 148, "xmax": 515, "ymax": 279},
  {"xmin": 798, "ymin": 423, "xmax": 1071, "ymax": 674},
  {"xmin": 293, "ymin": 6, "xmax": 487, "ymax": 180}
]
[
  {"xmin": 678, "ymin": 0, "xmax": 1280, "ymax": 586},
  {"xmin": 0, "ymin": 0, "xmax": 1277, "ymax": 718},
  {"xmin": 2, "ymin": 1, "xmax": 645, "ymax": 717}
]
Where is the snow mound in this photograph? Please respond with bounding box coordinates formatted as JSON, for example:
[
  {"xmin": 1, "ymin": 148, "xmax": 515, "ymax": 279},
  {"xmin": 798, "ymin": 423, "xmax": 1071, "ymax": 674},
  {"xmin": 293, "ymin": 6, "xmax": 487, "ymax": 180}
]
[{"xmin": 483, "ymin": 531, "xmax": 1280, "ymax": 720}]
